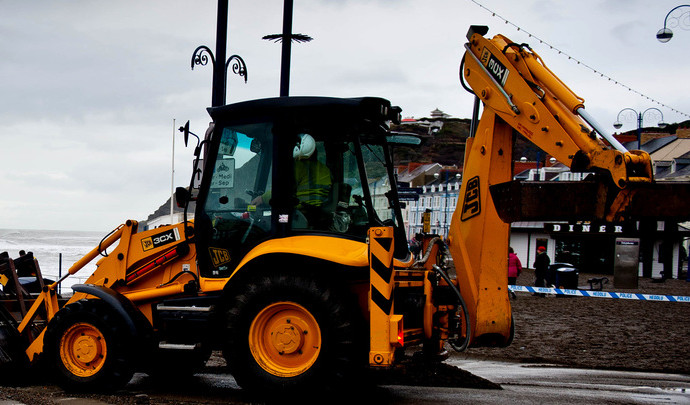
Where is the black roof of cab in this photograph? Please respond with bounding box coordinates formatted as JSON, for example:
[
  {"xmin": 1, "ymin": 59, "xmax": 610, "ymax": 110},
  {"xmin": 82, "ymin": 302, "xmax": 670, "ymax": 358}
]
[{"xmin": 207, "ymin": 96, "xmax": 401, "ymax": 128}]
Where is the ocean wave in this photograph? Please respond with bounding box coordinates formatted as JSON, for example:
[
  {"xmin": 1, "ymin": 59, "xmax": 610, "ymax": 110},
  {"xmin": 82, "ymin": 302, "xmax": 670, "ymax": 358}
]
[
  {"xmin": 0, "ymin": 229, "xmax": 103, "ymax": 280},
  {"xmin": 0, "ymin": 239, "xmax": 18, "ymax": 247}
]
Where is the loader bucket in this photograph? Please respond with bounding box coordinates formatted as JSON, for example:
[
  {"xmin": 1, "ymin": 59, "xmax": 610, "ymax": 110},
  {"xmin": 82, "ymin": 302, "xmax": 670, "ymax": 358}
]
[
  {"xmin": 0, "ymin": 316, "xmax": 26, "ymax": 371},
  {"xmin": 0, "ymin": 251, "xmax": 54, "ymax": 373},
  {"xmin": 490, "ymin": 180, "xmax": 690, "ymax": 223}
]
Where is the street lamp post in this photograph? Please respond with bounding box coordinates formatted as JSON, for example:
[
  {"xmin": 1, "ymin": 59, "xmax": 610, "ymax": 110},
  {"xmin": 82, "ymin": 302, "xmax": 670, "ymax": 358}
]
[
  {"xmin": 262, "ymin": 0, "xmax": 313, "ymax": 97},
  {"xmin": 434, "ymin": 171, "xmax": 461, "ymax": 238},
  {"xmin": 433, "ymin": 172, "xmax": 441, "ymax": 236},
  {"xmin": 190, "ymin": 0, "xmax": 248, "ymax": 107},
  {"xmin": 613, "ymin": 108, "xmax": 668, "ymax": 150},
  {"xmin": 657, "ymin": 5, "xmax": 690, "ymax": 43}
]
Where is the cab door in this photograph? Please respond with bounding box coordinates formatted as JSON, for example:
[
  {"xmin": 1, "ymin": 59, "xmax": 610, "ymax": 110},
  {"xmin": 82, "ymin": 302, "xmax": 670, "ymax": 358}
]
[{"xmin": 196, "ymin": 123, "xmax": 273, "ymax": 277}]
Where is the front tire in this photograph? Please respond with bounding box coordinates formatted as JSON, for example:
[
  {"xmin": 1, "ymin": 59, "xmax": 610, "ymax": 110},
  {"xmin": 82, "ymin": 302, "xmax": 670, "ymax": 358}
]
[
  {"xmin": 223, "ymin": 273, "xmax": 356, "ymax": 392},
  {"xmin": 44, "ymin": 299, "xmax": 135, "ymax": 391}
]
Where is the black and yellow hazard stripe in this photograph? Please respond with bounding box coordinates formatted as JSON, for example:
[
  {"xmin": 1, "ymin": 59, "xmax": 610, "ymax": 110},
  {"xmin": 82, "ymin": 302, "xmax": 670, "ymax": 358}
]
[{"xmin": 368, "ymin": 227, "xmax": 396, "ymax": 366}]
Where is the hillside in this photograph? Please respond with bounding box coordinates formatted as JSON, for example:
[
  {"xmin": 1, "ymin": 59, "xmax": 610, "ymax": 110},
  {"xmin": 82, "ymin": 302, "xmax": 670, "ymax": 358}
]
[
  {"xmin": 391, "ymin": 117, "xmax": 546, "ymax": 167},
  {"xmin": 391, "ymin": 118, "xmax": 470, "ymax": 166}
]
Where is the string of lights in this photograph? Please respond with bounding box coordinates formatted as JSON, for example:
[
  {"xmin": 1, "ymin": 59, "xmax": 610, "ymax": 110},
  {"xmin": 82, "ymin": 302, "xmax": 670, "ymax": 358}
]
[{"xmin": 469, "ymin": 0, "xmax": 690, "ymax": 119}]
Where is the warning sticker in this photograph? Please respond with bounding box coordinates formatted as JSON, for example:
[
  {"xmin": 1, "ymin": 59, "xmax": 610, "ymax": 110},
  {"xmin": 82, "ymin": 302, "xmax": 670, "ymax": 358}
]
[{"xmin": 480, "ymin": 47, "xmax": 510, "ymax": 86}]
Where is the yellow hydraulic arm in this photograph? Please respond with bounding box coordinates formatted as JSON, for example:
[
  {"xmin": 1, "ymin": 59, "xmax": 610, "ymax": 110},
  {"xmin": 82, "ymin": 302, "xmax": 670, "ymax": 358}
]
[
  {"xmin": 447, "ymin": 26, "xmax": 655, "ymax": 347},
  {"xmin": 461, "ymin": 26, "xmax": 653, "ymax": 186}
]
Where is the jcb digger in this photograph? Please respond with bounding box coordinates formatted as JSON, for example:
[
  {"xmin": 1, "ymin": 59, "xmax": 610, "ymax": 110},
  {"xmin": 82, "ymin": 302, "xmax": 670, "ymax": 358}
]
[
  {"xmin": 2, "ymin": 25, "xmax": 689, "ymax": 392},
  {"xmin": 0, "ymin": 96, "xmax": 467, "ymax": 391}
]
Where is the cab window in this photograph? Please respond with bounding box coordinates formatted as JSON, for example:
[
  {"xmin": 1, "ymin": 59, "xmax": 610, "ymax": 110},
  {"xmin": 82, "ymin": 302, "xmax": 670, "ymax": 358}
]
[{"xmin": 201, "ymin": 124, "xmax": 272, "ymax": 275}]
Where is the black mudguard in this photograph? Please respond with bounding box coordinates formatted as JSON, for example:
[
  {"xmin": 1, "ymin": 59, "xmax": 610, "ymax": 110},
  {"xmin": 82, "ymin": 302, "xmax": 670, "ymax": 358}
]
[{"xmin": 70, "ymin": 284, "xmax": 142, "ymax": 338}]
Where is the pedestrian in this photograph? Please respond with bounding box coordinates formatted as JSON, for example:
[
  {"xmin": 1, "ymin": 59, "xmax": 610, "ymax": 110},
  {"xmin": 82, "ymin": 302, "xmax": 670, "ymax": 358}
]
[
  {"xmin": 508, "ymin": 247, "xmax": 522, "ymax": 299},
  {"xmin": 533, "ymin": 246, "xmax": 550, "ymax": 297},
  {"xmin": 508, "ymin": 247, "xmax": 522, "ymax": 286},
  {"xmin": 409, "ymin": 239, "xmax": 420, "ymax": 260}
]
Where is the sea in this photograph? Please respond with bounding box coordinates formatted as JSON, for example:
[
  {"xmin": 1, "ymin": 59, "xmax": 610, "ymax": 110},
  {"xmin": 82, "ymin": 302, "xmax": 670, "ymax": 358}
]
[{"xmin": 0, "ymin": 228, "xmax": 106, "ymax": 292}]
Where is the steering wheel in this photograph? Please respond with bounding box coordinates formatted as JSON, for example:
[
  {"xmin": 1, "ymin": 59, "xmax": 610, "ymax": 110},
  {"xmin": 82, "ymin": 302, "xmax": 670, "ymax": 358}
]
[{"xmin": 246, "ymin": 189, "xmax": 264, "ymax": 199}]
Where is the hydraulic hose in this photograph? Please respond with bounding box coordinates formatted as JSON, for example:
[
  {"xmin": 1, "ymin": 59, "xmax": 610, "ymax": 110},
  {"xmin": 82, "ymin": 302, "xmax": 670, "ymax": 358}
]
[
  {"xmin": 459, "ymin": 54, "xmax": 474, "ymax": 95},
  {"xmin": 158, "ymin": 269, "xmax": 200, "ymax": 288},
  {"xmin": 413, "ymin": 236, "xmax": 444, "ymax": 267},
  {"xmin": 433, "ymin": 264, "xmax": 471, "ymax": 352},
  {"xmin": 413, "ymin": 238, "xmax": 472, "ymax": 351}
]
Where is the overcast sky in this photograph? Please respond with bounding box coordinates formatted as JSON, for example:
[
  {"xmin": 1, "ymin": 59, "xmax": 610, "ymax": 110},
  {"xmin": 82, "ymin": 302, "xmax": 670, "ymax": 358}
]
[{"xmin": 2, "ymin": 0, "xmax": 689, "ymax": 232}]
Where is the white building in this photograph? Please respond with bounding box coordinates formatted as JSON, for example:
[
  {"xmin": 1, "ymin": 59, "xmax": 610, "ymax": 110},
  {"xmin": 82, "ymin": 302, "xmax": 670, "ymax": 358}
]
[{"xmin": 404, "ymin": 172, "xmax": 461, "ymax": 239}]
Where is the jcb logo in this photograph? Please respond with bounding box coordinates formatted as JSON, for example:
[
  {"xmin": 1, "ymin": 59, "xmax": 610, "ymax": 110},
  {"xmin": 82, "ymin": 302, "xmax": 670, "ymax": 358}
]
[
  {"xmin": 209, "ymin": 247, "xmax": 231, "ymax": 267},
  {"xmin": 461, "ymin": 176, "xmax": 481, "ymax": 221},
  {"xmin": 141, "ymin": 228, "xmax": 180, "ymax": 251},
  {"xmin": 142, "ymin": 238, "xmax": 154, "ymax": 250},
  {"xmin": 480, "ymin": 48, "xmax": 491, "ymax": 65}
]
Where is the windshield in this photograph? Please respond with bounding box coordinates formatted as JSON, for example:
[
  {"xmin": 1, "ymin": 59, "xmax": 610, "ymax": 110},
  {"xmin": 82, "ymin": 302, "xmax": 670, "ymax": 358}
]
[{"xmin": 360, "ymin": 142, "xmax": 396, "ymax": 225}]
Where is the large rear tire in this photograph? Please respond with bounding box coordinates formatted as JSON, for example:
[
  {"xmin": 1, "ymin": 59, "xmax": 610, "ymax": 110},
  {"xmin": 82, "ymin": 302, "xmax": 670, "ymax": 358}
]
[
  {"xmin": 44, "ymin": 299, "xmax": 135, "ymax": 391},
  {"xmin": 223, "ymin": 273, "xmax": 356, "ymax": 392}
]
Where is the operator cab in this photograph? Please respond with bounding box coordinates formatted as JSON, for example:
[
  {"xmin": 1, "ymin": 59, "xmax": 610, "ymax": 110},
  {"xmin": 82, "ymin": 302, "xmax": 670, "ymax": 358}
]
[{"xmin": 192, "ymin": 97, "xmax": 408, "ymax": 277}]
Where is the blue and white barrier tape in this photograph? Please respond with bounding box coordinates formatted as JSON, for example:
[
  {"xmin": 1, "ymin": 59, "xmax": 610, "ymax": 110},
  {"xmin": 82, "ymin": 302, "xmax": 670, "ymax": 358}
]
[{"xmin": 509, "ymin": 285, "xmax": 690, "ymax": 303}]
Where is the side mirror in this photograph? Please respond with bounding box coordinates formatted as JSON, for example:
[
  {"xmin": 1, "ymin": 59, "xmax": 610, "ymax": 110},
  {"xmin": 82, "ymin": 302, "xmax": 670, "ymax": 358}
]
[
  {"xmin": 179, "ymin": 121, "xmax": 205, "ymax": 157},
  {"xmin": 175, "ymin": 187, "xmax": 191, "ymax": 208},
  {"xmin": 180, "ymin": 121, "xmax": 191, "ymax": 147},
  {"xmin": 389, "ymin": 106, "xmax": 402, "ymax": 125}
]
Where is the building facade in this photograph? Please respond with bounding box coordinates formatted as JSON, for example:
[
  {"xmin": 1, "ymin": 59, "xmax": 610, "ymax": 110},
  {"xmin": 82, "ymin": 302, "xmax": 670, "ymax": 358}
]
[
  {"xmin": 404, "ymin": 177, "xmax": 461, "ymax": 239},
  {"xmin": 394, "ymin": 157, "xmax": 688, "ymax": 280}
]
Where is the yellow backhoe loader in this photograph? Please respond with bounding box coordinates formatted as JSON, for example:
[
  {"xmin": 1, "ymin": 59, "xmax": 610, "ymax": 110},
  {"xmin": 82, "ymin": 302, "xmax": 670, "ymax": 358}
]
[{"xmin": 1, "ymin": 25, "xmax": 688, "ymax": 393}]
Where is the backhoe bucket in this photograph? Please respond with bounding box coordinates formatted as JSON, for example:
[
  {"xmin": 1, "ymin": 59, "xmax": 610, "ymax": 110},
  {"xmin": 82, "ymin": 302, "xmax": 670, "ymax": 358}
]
[{"xmin": 490, "ymin": 180, "xmax": 690, "ymax": 223}]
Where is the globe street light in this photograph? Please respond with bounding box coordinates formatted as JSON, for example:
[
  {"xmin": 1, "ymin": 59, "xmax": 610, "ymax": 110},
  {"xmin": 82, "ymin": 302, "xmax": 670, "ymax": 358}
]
[
  {"xmin": 657, "ymin": 5, "xmax": 690, "ymax": 43},
  {"xmin": 613, "ymin": 108, "xmax": 668, "ymax": 150}
]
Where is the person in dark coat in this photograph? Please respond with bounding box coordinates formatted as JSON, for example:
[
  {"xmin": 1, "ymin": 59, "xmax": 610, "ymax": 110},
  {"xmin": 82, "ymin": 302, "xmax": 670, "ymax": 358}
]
[{"xmin": 533, "ymin": 246, "xmax": 550, "ymax": 296}]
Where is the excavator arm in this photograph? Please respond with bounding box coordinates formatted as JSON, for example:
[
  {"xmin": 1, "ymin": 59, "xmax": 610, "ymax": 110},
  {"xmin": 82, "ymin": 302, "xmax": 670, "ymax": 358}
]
[
  {"xmin": 448, "ymin": 26, "xmax": 690, "ymax": 348},
  {"xmin": 462, "ymin": 25, "xmax": 652, "ymax": 189}
]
